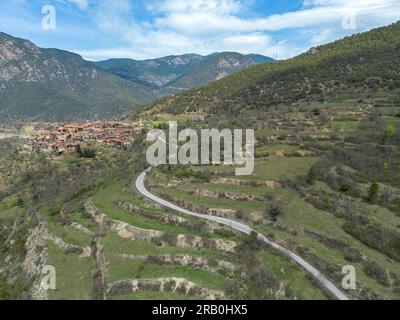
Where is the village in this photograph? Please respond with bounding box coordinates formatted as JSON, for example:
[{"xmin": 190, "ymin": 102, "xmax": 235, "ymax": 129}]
[{"xmin": 30, "ymin": 121, "xmax": 144, "ymax": 155}]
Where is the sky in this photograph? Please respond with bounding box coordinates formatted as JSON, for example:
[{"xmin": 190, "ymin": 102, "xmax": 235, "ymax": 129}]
[{"xmin": 0, "ymin": 0, "xmax": 399, "ymax": 61}]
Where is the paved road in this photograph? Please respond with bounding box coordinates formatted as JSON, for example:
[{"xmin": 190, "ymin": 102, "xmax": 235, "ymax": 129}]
[{"xmin": 136, "ymin": 168, "xmax": 350, "ymax": 301}]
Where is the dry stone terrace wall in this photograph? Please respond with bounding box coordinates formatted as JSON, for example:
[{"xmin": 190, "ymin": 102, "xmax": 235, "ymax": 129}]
[
  {"xmin": 84, "ymin": 198, "xmax": 238, "ymax": 253},
  {"xmin": 82, "ymin": 197, "xmax": 242, "ymax": 299},
  {"xmin": 118, "ymin": 201, "xmax": 229, "ymax": 233},
  {"xmin": 211, "ymin": 177, "xmax": 282, "ymax": 189},
  {"xmin": 191, "ymin": 188, "xmax": 263, "ymax": 202},
  {"xmin": 22, "ymin": 222, "xmax": 49, "ymax": 300},
  {"xmin": 84, "ymin": 198, "xmax": 163, "ymax": 241},
  {"xmin": 151, "ymin": 189, "xmax": 266, "ymax": 225},
  {"xmin": 107, "ymin": 278, "xmax": 225, "ymax": 300},
  {"xmin": 175, "ymin": 235, "xmax": 237, "ymax": 253},
  {"xmin": 118, "ymin": 254, "xmax": 236, "ymax": 273}
]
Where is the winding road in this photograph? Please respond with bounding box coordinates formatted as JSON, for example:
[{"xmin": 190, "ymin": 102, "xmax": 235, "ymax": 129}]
[{"xmin": 136, "ymin": 168, "xmax": 349, "ymax": 301}]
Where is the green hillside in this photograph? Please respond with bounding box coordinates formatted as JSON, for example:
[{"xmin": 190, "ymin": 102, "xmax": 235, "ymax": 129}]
[
  {"xmin": 141, "ymin": 22, "xmax": 400, "ymax": 117},
  {"xmin": 132, "ymin": 22, "xmax": 400, "ymax": 300},
  {"xmin": 1, "ymin": 22, "xmax": 400, "ymax": 301}
]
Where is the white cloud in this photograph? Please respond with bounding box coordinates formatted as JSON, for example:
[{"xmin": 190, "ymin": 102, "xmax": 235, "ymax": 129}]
[
  {"xmin": 154, "ymin": 0, "xmax": 400, "ymax": 35},
  {"xmin": 77, "ymin": 0, "xmax": 400, "ymax": 60},
  {"xmin": 149, "ymin": 0, "xmax": 242, "ymax": 15},
  {"xmin": 223, "ymin": 33, "xmax": 271, "ymax": 46},
  {"xmin": 299, "ymin": 0, "xmax": 400, "ymax": 48},
  {"xmin": 67, "ymin": 0, "xmax": 89, "ymax": 10}
]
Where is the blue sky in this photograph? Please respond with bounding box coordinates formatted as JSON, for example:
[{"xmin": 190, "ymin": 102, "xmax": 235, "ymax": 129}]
[{"xmin": 0, "ymin": 0, "xmax": 399, "ymax": 61}]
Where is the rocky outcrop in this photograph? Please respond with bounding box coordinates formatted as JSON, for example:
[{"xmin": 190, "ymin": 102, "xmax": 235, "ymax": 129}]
[
  {"xmin": 22, "ymin": 222, "xmax": 49, "ymax": 300},
  {"xmin": 107, "ymin": 278, "xmax": 225, "ymax": 300}
]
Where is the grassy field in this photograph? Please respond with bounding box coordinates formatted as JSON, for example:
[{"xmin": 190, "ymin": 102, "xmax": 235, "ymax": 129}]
[
  {"xmin": 153, "ymin": 163, "xmax": 400, "ymax": 299},
  {"xmin": 191, "ymin": 156, "xmax": 319, "ymax": 181},
  {"xmin": 93, "ymin": 181, "xmax": 219, "ymax": 237},
  {"xmin": 106, "ymin": 254, "xmax": 227, "ymax": 290},
  {"xmin": 148, "ymin": 101, "xmax": 400, "ymax": 300},
  {"xmin": 103, "ymin": 232, "xmax": 223, "ymax": 259},
  {"xmin": 91, "ymin": 180, "xmax": 244, "ymax": 299},
  {"xmin": 47, "ymin": 242, "xmax": 95, "ymax": 300},
  {"xmin": 258, "ymin": 250, "xmax": 328, "ymax": 300},
  {"xmin": 0, "ymin": 206, "xmax": 24, "ymax": 223},
  {"xmin": 46, "ymin": 221, "xmax": 92, "ymax": 247},
  {"xmin": 3, "ymin": 92, "xmax": 400, "ymax": 300}
]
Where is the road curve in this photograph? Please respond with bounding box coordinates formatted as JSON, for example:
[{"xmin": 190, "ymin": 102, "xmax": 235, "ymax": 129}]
[{"xmin": 136, "ymin": 168, "xmax": 349, "ymax": 301}]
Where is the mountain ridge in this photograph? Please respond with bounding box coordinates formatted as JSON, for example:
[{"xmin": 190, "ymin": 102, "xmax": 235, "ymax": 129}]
[
  {"xmin": 0, "ymin": 31, "xmax": 155, "ymax": 123},
  {"xmin": 0, "ymin": 30, "xmax": 273, "ymax": 123},
  {"xmin": 137, "ymin": 21, "xmax": 400, "ymax": 118},
  {"xmin": 95, "ymin": 52, "xmax": 274, "ymax": 95}
]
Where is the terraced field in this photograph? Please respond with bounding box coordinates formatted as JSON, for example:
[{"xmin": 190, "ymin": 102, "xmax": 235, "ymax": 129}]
[
  {"xmin": 146, "ymin": 100, "xmax": 400, "ymax": 300},
  {"xmin": 16, "ymin": 173, "xmax": 293, "ymax": 299},
  {"xmin": 38, "ymin": 183, "xmax": 234, "ymax": 299},
  {"xmin": 1, "ymin": 99, "xmax": 399, "ymax": 300},
  {"xmin": 20, "ymin": 171, "xmax": 335, "ymax": 300}
]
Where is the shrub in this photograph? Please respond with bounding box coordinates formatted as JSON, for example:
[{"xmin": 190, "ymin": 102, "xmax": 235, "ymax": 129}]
[
  {"xmin": 82, "ymin": 148, "xmax": 96, "ymax": 159},
  {"xmin": 307, "ymin": 168, "xmax": 317, "ymax": 185},
  {"xmin": 269, "ymin": 206, "xmax": 282, "ymax": 222},
  {"xmin": 313, "ymin": 108, "xmax": 321, "ymax": 116},
  {"xmin": 368, "ymin": 182, "xmax": 380, "ymax": 203},
  {"xmin": 340, "ymin": 182, "xmax": 353, "ymax": 193}
]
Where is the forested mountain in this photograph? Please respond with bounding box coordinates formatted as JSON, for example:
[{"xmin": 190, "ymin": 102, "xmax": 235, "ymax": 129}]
[
  {"xmin": 0, "ymin": 32, "xmax": 155, "ymax": 123},
  {"xmin": 0, "ymin": 30, "xmax": 273, "ymax": 123},
  {"xmin": 96, "ymin": 53, "xmax": 273, "ymax": 95},
  {"xmin": 95, "ymin": 54, "xmax": 204, "ymax": 88}
]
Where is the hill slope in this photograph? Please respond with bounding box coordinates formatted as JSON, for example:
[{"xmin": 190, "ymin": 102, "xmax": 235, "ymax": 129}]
[
  {"xmin": 0, "ymin": 32, "xmax": 155, "ymax": 123},
  {"xmin": 140, "ymin": 22, "xmax": 400, "ymax": 117},
  {"xmin": 96, "ymin": 53, "xmax": 273, "ymax": 95}
]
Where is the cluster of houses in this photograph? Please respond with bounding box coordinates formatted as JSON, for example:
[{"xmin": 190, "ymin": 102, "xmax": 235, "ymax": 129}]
[{"xmin": 30, "ymin": 121, "xmax": 142, "ymax": 155}]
